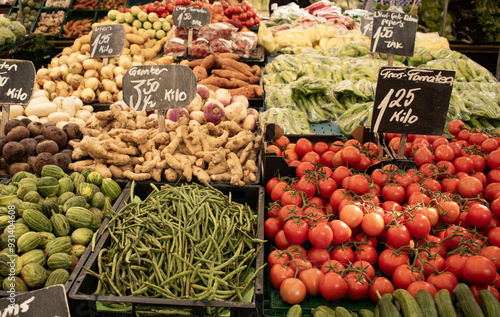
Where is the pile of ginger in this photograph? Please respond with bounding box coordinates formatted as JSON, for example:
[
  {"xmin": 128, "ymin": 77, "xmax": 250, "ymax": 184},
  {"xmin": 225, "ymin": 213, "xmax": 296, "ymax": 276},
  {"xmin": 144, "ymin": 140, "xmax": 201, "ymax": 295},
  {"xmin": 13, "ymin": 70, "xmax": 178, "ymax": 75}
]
[{"xmin": 69, "ymin": 102, "xmax": 261, "ymax": 186}]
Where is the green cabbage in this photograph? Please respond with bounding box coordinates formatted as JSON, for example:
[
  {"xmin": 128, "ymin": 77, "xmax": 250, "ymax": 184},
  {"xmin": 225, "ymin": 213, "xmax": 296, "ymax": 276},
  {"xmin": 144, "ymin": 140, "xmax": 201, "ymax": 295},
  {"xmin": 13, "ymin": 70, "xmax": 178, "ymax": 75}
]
[
  {"xmin": 0, "ymin": 27, "xmax": 17, "ymax": 45},
  {"xmin": 7, "ymin": 21, "xmax": 26, "ymax": 39},
  {"xmin": 0, "ymin": 17, "xmax": 10, "ymax": 28}
]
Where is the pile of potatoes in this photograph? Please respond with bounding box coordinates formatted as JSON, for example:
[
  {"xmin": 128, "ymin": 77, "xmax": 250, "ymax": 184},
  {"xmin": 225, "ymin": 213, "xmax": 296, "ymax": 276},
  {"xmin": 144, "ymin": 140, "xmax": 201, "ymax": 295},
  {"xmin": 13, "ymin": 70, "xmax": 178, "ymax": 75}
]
[
  {"xmin": 35, "ymin": 24, "xmax": 174, "ymax": 104},
  {"xmin": 0, "ymin": 117, "xmax": 82, "ymax": 176}
]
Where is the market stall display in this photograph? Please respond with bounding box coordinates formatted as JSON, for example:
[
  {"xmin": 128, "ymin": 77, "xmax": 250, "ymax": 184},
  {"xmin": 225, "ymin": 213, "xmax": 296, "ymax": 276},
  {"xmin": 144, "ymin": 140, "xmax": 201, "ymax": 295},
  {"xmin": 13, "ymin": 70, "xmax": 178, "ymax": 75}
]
[{"xmin": 0, "ymin": 1, "xmax": 498, "ymax": 316}]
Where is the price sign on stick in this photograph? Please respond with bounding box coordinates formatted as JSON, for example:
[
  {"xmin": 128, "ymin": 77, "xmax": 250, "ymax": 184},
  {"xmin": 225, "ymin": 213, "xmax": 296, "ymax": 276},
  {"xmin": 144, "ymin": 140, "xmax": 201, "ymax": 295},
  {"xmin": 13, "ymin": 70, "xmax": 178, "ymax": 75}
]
[
  {"xmin": 173, "ymin": 6, "xmax": 210, "ymax": 55},
  {"xmin": 173, "ymin": 6, "xmax": 211, "ymax": 28},
  {"xmin": 361, "ymin": 14, "xmax": 373, "ymax": 37},
  {"xmin": 90, "ymin": 24, "xmax": 125, "ymax": 59},
  {"xmin": 370, "ymin": 10, "xmax": 418, "ymax": 57},
  {"xmin": 371, "ymin": 67, "xmax": 455, "ymax": 136},
  {"xmin": 0, "ymin": 285, "xmax": 70, "ymax": 317},
  {"xmin": 122, "ymin": 64, "xmax": 197, "ymax": 112},
  {"xmin": 0, "ymin": 59, "xmax": 35, "ymax": 136}
]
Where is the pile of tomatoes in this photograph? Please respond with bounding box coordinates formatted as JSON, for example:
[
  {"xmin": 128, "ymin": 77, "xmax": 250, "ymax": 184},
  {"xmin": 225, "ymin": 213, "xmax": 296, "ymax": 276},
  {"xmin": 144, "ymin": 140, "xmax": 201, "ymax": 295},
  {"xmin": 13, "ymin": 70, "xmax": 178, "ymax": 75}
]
[{"xmin": 264, "ymin": 120, "xmax": 500, "ymax": 305}]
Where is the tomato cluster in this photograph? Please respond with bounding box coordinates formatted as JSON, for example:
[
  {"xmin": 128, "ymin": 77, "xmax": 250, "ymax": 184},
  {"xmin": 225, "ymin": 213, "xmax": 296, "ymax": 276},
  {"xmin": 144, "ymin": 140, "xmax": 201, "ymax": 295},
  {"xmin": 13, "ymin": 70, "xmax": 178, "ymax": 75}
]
[
  {"xmin": 221, "ymin": 0, "xmax": 262, "ymax": 29},
  {"xmin": 265, "ymin": 121, "xmax": 500, "ymax": 305},
  {"xmin": 267, "ymin": 135, "xmax": 381, "ymax": 171}
]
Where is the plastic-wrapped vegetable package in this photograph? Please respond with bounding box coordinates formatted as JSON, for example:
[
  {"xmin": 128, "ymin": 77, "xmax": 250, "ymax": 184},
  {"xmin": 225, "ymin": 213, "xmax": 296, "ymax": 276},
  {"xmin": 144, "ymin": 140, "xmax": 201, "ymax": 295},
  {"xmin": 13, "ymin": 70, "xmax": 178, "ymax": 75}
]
[
  {"xmin": 164, "ymin": 37, "xmax": 187, "ymax": 56},
  {"xmin": 336, "ymin": 101, "xmax": 373, "ymax": 134},
  {"xmin": 231, "ymin": 31, "xmax": 258, "ymax": 58},
  {"xmin": 210, "ymin": 38, "xmax": 233, "ymax": 54},
  {"xmin": 269, "ymin": 3, "xmax": 305, "ymax": 24},
  {"xmin": 197, "ymin": 22, "xmax": 237, "ymax": 41},
  {"xmin": 406, "ymin": 46, "xmax": 433, "ymax": 66},
  {"xmin": 189, "ymin": 38, "xmax": 209, "ymax": 57},
  {"xmin": 265, "ymin": 84, "xmax": 296, "ymax": 109},
  {"xmin": 421, "ymin": 58, "xmax": 497, "ymax": 83},
  {"xmin": 259, "ymin": 108, "xmax": 311, "ymax": 135}
]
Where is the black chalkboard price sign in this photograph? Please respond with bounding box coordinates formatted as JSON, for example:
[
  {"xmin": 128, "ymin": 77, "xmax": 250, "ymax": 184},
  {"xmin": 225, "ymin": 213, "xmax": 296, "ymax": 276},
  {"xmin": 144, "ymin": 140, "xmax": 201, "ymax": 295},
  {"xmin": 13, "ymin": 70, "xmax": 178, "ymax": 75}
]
[
  {"xmin": 90, "ymin": 24, "xmax": 126, "ymax": 59},
  {"xmin": 173, "ymin": 6, "xmax": 211, "ymax": 28},
  {"xmin": 0, "ymin": 59, "xmax": 35, "ymax": 105},
  {"xmin": 0, "ymin": 285, "xmax": 70, "ymax": 317},
  {"xmin": 122, "ymin": 64, "xmax": 197, "ymax": 111},
  {"xmin": 370, "ymin": 10, "xmax": 418, "ymax": 57},
  {"xmin": 360, "ymin": 14, "xmax": 373, "ymax": 37},
  {"xmin": 371, "ymin": 67, "xmax": 455, "ymax": 136}
]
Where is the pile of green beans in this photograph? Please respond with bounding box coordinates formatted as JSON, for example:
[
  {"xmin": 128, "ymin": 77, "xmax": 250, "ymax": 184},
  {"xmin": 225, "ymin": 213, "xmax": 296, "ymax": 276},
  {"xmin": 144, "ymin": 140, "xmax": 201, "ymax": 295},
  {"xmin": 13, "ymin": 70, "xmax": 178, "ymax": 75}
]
[{"xmin": 85, "ymin": 183, "xmax": 264, "ymax": 305}]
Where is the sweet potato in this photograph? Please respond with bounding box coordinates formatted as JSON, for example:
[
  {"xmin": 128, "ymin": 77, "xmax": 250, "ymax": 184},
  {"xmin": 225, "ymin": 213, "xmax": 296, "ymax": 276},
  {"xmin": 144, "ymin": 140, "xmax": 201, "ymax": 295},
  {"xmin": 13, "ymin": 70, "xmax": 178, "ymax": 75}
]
[
  {"xmin": 227, "ymin": 85, "xmax": 264, "ymax": 98},
  {"xmin": 198, "ymin": 76, "xmax": 238, "ymax": 89},
  {"xmin": 231, "ymin": 78, "xmax": 250, "ymax": 87},
  {"xmin": 251, "ymin": 65, "xmax": 261, "ymax": 77},
  {"xmin": 205, "ymin": 84, "xmax": 220, "ymax": 91},
  {"xmin": 217, "ymin": 52, "xmax": 240, "ymax": 60},
  {"xmin": 211, "ymin": 69, "xmax": 251, "ymax": 82},
  {"xmin": 221, "ymin": 65, "xmax": 242, "ymax": 73},
  {"xmin": 216, "ymin": 58, "xmax": 253, "ymax": 77},
  {"xmin": 188, "ymin": 59, "xmax": 204, "ymax": 68},
  {"xmin": 193, "ymin": 66, "xmax": 208, "ymax": 81},
  {"xmin": 200, "ymin": 54, "xmax": 216, "ymax": 72}
]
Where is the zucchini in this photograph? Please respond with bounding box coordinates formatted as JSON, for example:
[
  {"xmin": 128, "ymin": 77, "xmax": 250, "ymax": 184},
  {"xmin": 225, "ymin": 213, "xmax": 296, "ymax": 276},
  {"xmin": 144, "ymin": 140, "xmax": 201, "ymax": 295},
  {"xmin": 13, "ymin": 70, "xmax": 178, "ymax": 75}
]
[
  {"xmin": 454, "ymin": 283, "xmax": 485, "ymax": 317},
  {"xmin": 335, "ymin": 307, "xmax": 352, "ymax": 317},
  {"xmin": 478, "ymin": 289, "xmax": 500, "ymax": 317},
  {"xmin": 415, "ymin": 289, "xmax": 439, "ymax": 317},
  {"xmin": 376, "ymin": 297, "xmax": 401, "ymax": 317},
  {"xmin": 358, "ymin": 309, "xmax": 374, "ymax": 317},
  {"xmin": 286, "ymin": 304, "xmax": 302, "ymax": 317},
  {"xmin": 435, "ymin": 289, "xmax": 458, "ymax": 317},
  {"xmin": 393, "ymin": 289, "xmax": 424, "ymax": 317}
]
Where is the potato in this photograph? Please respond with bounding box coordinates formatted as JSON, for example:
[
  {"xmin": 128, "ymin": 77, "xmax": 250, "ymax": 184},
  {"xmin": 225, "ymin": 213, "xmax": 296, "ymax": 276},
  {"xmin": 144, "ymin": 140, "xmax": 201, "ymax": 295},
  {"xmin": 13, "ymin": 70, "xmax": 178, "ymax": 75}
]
[
  {"xmin": 33, "ymin": 152, "xmax": 58, "ymax": 176},
  {"xmin": 54, "ymin": 152, "xmax": 72, "ymax": 171},
  {"xmin": 4, "ymin": 119, "xmax": 24, "ymax": 135},
  {"xmin": 62, "ymin": 123, "xmax": 82, "ymax": 140},
  {"xmin": 125, "ymin": 34, "xmax": 145, "ymax": 45},
  {"xmin": 43, "ymin": 126, "xmax": 68, "ymax": 150},
  {"xmin": 130, "ymin": 44, "xmax": 141, "ymax": 56},
  {"xmin": 20, "ymin": 138, "xmax": 38, "ymax": 156},
  {"xmin": 9, "ymin": 162, "xmax": 31, "ymax": 175},
  {"xmin": 3, "ymin": 141, "xmax": 25, "ymax": 164},
  {"xmin": 36, "ymin": 140, "xmax": 59, "ymax": 155},
  {"xmin": 6, "ymin": 126, "xmax": 30, "ymax": 142}
]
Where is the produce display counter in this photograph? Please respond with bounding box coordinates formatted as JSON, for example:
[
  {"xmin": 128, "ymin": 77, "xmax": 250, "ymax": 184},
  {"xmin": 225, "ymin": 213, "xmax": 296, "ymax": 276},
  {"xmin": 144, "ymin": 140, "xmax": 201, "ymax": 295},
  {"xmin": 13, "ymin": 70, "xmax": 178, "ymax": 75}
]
[{"xmin": 0, "ymin": 2, "xmax": 500, "ymax": 317}]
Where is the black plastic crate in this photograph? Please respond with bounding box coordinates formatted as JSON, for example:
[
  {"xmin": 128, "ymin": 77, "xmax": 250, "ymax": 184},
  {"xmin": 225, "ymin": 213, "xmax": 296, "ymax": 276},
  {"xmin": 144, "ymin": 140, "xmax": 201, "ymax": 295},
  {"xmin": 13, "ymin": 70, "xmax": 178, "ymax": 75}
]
[
  {"xmin": 262, "ymin": 124, "xmax": 394, "ymax": 184},
  {"xmin": 59, "ymin": 9, "xmax": 95, "ymax": 39},
  {"xmin": 0, "ymin": 177, "xmax": 11, "ymax": 184},
  {"xmin": 32, "ymin": 8, "xmax": 67, "ymax": 39},
  {"xmin": 261, "ymin": 245, "xmax": 375, "ymax": 317},
  {"xmin": 8, "ymin": 6, "xmax": 40, "ymax": 33},
  {"xmin": 68, "ymin": 182, "xmax": 265, "ymax": 317}
]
